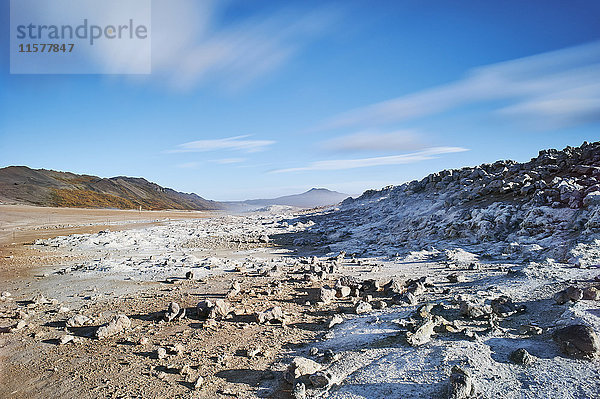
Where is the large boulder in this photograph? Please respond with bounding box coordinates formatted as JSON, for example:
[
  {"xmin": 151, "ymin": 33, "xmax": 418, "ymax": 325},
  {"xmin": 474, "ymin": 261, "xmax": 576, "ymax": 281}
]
[{"xmin": 553, "ymin": 324, "xmax": 600, "ymax": 359}]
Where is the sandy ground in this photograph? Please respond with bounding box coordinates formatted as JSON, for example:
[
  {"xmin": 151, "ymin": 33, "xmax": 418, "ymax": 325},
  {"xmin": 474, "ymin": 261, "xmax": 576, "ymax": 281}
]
[
  {"xmin": 0, "ymin": 205, "xmax": 216, "ymax": 279},
  {"xmin": 0, "ymin": 206, "xmax": 599, "ymax": 399}
]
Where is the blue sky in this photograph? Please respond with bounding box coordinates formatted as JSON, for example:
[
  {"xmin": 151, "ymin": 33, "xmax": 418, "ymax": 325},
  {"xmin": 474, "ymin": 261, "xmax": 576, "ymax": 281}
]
[{"xmin": 1, "ymin": 0, "xmax": 599, "ymax": 200}]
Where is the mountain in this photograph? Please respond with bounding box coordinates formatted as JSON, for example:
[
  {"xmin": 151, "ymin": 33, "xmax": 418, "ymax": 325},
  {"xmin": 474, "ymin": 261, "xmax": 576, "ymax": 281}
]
[
  {"xmin": 0, "ymin": 166, "xmax": 221, "ymax": 210},
  {"xmin": 225, "ymin": 188, "xmax": 350, "ymax": 211},
  {"xmin": 297, "ymin": 141, "xmax": 600, "ymax": 264}
]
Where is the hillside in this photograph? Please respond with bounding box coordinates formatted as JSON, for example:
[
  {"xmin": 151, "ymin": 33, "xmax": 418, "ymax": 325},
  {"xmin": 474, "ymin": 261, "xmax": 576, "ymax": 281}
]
[
  {"xmin": 225, "ymin": 188, "xmax": 350, "ymax": 211},
  {"xmin": 298, "ymin": 141, "xmax": 600, "ymax": 264},
  {"xmin": 0, "ymin": 166, "xmax": 221, "ymax": 211}
]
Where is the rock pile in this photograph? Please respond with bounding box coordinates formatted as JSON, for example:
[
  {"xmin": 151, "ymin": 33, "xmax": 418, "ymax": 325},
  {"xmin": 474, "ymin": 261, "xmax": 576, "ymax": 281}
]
[{"xmin": 302, "ymin": 141, "xmax": 600, "ymax": 264}]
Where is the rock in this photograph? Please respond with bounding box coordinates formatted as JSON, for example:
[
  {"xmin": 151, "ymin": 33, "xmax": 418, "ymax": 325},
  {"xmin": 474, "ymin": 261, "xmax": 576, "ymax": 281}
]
[
  {"xmin": 197, "ymin": 299, "xmax": 232, "ymax": 320},
  {"xmin": 309, "ymin": 347, "xmax": 319, "ymax": 356},
  {"xmin": 458, "ymin": 300, "xmax": 489, "ymax": 319},
  {"xmin": 59, "ymin": 334, "xmax": 74, "ymax": 345},
  {"xmin": 323, "ymin": 349, "xmax": 339, "ymax": 362},
  {"xmin": 139, "ymin": 337, "xmax": 149, "ymax": 345},
  {"xmin": 554, "ymin": 286, "xmax": 584, "ymax": 304},
  {"xmin": 284, "ymin": 357, "xmax": 322, "ymax": 384},
  {"xmin": 185, "ymin": 270, "xmax": 200, "ymax": 280},
  {"xmin": 210, "ymin": 299, "xmax": 232, "ymax": 319},
  {"xmin": 226, "ymin": 281, "xmax": 241, "ymax": 298},
  {"xmin": 310, "ymin": 371, "xmax": 333, "ymax": 388},
  {"xmin": 392, "ymin": 292, "xmax": 417, "ymax": 306},
  {"xmin": 196, "ymin": 299, "xmax": 214, "ymax": 318},
  {"xmin": 95, "ymin": 314, "xmax": 131, "ymax": 339},
  {"xmin": 519, "ymin": 324, "xmax": 543, "ymax": 335},
  {"xmin": 327, "ymin": 314, "xmax": 343, "ymax": 329},
  {"xmin": 354, "ymin": 301, "xmax": 372, "ymax": 315},
  {"xmin": 385, "ymin": 279, "xmax": 405, "ymax": 294},
  {"xmin": 66, "ymin": 314, "xmax": 90, "ymax": 328},
  {"xmin": 449, "ymin": 366, "xmax": 475, "ymax": 399},
  {"xmin": 292, "ymin": 382, "xmax": 306, "ymax": 399},
  {"xmin": 163, "ymin": 302, "xmax": 180, "ymax": 322},
  {"xmin": 447, "ymin": 273, "xmax": 466, "ymax": 283},
  {"xmin": 194, "ymin": 375, "xmax": 204, "ymax": 389},
  {"xmin": 256, "ymin": 306, "xmax": 285, "ymax": 324},
  {"xmin": 509, "ymin": 348, "xmax": 534, "ymax": 365},
  {"xmin": 336, "ymin": 286, "xmax": 351, "ymax": 298},
  {"xmin": 553, "ymin": 324, "xmax": 600, "ymax": 359},
  {"xmin": 247, "ymin": 347, "xmax": 261, "ymax": 358},
  {"xmin": 317, "ymin": 288, "xmax": 336, "ymax": 305},
  {"xmin": 582, "ymin": 286, "xmax": 600, "ymax": 300},
  {"xmin": 406, "ymin": 319, "xmax": 437, "ymax": 346},
  {"xmin": 157, "ymin": 347, "xmax": 167, "ymax": 359},
  {"xmin": 372, "ymin": 300, "xmax": 387, "ymax": 310},
  {"xmin": 490, "ymin": 296, "xmax": 517, "ymax": 316}
]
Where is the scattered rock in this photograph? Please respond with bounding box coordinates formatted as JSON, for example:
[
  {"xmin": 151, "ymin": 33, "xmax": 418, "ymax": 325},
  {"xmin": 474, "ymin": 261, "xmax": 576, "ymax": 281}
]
[
  {"xmin": 226, "ymin": 281, "xmax": 241, "ymax": 298},
  {"xmin": 327, "ymin": 314, "xmax": 343, "ymax": 329},
  {"xmin": 59, "ymin": 334, "xmax": 75, "ymax": 345},
  {"xmin": 354, "ymin": 301, "xmax": 372, "ymax": 315},
  {"xmin": 256, "ymin": 306, "xmax": 285, "ymax": 324},
  {"xmin": 519, "ymin": 324, "xmax": 543, "ymax": 335},
  {"xmin": 157, "ymin": 347, "xmax": 167, "ymax": 359},
  {"xmin": 309, "ymin": 371, "xmax": 333, "ymax": 388},
  {"xmin": 197, "ymin": 299, "xmax": 232, "ymax": 320},
  {"xmin": 284, "ymin": 357, "xmax": 322, "ymax": 384},
  {"xmin": 246, "ymin": 347, "xmax": 261, "ymax": 358},
  {"xmin": 449, "ymin": 366, "xmax": 475, "ymax": 399},
  {"xmin": 406, "ymin": 318, "xmax": 437, "ymax": 346},
  {"xmin": 95, "ymin": 314, "xmax": 131, "ymax": 339},
  {"xmin": 490, "ymin": 296, "xmax": 518, "ymax": 316},
  {"xmin": 336, "ymin": 286, "xmax": 351, "ymax": 298},
  {"xmin": 553, "ymin": 324, "xmax": 600, "ymax": 359},
  {"xmin": 458, "ymin": 300, "xmax": 489, "ymax": 319},
  {"xmin": 509, "ymin": 348, "xmax": 534, "ymax": 365},
  {"xmin": 392, "ymin": 292, "xmax": 417, "ymax": 306},
  {"xmin": 447, "ymin": 273, "xmax": 466, "ymax": 283},
  {"xmin": 292, "ymin": 382, "xmax": 306, "ymax": 399},
  {"xmin": 66, "ymin": 314, "xmax": 91, "ymax": 328},
  {"xmin": 163, "ymin": 302, "xmax": 180, "ymax": 322},
  {"xmin": 582, "ymin": 286, "xmax": 600, "ymax": 300},
  {"xmin": 194, "ymin": 375, "xmax": 204, "ymax": 389},
  {"xmin": 554, "ymin": 286, "xmax": 584, "ymax": 305}
]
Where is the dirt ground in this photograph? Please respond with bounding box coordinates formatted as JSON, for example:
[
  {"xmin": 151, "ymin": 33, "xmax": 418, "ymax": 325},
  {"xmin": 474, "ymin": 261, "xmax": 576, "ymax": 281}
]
[
  {"xmin": 1, "ymin": 205, "xmax": 599, "ymax": 399},
  {"xmin": 0, "ymin": 205, "xmax": 335, "ymax": 399}
]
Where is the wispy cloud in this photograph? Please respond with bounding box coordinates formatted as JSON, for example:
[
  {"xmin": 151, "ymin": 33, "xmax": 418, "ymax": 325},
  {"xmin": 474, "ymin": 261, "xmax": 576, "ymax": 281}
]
[
  {"xmin": 152, "ymin": 0, "xmax": 340, "ymax": 91},
  {"xmin": 271, "ymin": 147, "xmax": 468, "ymax": 173},
  {"xmin": 176, "ymin": 161, "xmax": 200, "ymax": 169},
  {"xmin": 320, "ymin": 129, "xmax": 425, "ymax": 153},
  {"xmin": 172, "ymin": 135, "xmax": 275, "ymax": 153},
  {"xmin": 211, "ymin": 158, "xmax": 246, "ymax": 164},
  {"xmin": 318, "ymin": 41, "xmax": 600, "ymax": 130}
]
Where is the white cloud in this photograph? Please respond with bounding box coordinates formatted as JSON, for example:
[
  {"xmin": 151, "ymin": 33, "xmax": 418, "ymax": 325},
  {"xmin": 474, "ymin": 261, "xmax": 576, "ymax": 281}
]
[
  {"xmin": 211, "ymin": 158, "xmax": 246, "ymax": 164},
  {"xmin": 151, "ymin": 0, "xmax": 339, "ymax": 91},
  {"xmin": 176, "ymin": 161, "xmax": 200, "ymax": 169},
  {"xmin": 320, "ymin": 129, "xmax": 425, "ymax": 153},
  {"xmin": 319, "ymin": 41, "xmax": 600, "ymax": 130},
  {"xmin": 271, "ymin": 147, "xmax": 468, "ymax": 173},
  {"xmin": 172, "ymin": 135, "xmax": 275, "ymax": 153}
]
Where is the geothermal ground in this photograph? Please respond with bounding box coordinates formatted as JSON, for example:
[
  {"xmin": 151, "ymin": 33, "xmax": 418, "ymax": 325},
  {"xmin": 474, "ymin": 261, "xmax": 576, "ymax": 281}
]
[{"xmin": 0, "ymin": 205, "xmax": 599, "ymax": 399}]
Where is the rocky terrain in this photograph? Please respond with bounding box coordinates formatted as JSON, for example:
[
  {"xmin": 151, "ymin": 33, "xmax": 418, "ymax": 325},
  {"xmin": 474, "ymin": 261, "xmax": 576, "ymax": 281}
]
[
  {"xmin": 0, "ymin": 166, "xmax": 221, "ymax": 211},
  {"xmin": 299, "ymin": 141, "xmax": 600, "ymax": 265},
  {"xmin": 1, "ymin": 142, "xmax": 599, "ymax": 399}
]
